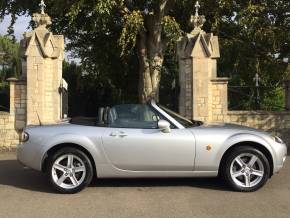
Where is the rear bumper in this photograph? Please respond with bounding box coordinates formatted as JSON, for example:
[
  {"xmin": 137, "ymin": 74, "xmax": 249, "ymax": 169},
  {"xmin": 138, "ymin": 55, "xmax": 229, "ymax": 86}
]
[{"xmin": 17, "ymin": 142, "xmax": 43, "ymax": 171}]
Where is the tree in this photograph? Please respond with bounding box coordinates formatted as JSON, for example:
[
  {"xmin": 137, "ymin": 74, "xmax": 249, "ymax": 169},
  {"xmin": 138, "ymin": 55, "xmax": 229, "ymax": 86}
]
[
  {"xmin": 0, "ymin": 36, "xmax": 20, "ymax": 111},
  {"xmin": 58, "ymin": 0, "xmax": 182, "ymax": 103},
  {"xmin": 0, "ymin": 35, "xmax": 20, "ymax": 87}
]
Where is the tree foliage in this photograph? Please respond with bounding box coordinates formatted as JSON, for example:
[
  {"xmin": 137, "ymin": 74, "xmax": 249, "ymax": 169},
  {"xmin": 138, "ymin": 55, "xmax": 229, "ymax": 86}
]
[
  {"xmin": 0, "ymin": 35, "xmax": 20, "ymax": 111},
  {"xmin": 0, "ymin": 35, "xmax": 20, "ymax": 88}
]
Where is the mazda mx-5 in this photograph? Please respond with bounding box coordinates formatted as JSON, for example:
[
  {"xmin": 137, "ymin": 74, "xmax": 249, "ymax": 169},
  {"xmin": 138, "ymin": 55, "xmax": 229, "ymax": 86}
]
[{"xmin": 17, "ymin": 100, "xmax": 287, "ymax": 193}]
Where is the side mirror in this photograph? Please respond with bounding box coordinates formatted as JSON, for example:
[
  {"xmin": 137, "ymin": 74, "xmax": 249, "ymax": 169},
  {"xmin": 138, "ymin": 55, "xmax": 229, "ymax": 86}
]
[{"xmin": 158, "ymin": 120, "xmax": 171, "ymax": 133}]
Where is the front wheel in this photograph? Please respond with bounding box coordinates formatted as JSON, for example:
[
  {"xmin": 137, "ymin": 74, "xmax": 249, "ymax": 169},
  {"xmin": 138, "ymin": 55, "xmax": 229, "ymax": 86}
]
[
  {"xmin": 47, "ymin": 147, "xmax": 93, "ymax": 194},
  {"xmin": 222, "ymin": 146, "xmax": 270, "ymax": 192}
]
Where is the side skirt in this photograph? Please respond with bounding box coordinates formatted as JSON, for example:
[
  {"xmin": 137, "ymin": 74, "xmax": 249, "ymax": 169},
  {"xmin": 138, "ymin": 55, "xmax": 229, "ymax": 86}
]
[{"xmin": 96, "ymin": 164, "xmax": 218, "ymax": 178}]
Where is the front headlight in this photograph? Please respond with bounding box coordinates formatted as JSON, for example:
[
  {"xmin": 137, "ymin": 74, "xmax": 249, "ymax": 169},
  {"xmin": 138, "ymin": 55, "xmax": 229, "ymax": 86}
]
[
  {"xmin": 271, "ymin": 134, "xmax": 284, "ymax": 144},
  {"xmin": 21, "ymin": 131, "xmax": 29, "ymax": 142}
]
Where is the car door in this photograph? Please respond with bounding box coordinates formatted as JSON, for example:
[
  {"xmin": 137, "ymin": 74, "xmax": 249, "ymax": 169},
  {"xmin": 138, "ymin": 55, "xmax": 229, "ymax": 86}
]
[{"xmin": 101, "ymin": 104, "xmax": 195, "ymax": 171}]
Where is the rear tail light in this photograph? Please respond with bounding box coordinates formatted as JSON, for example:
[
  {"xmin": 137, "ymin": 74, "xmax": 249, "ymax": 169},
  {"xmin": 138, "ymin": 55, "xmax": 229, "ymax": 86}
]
[{"xmin": 21, "ymin": 131, "xmax": 29, "ymax": 142}]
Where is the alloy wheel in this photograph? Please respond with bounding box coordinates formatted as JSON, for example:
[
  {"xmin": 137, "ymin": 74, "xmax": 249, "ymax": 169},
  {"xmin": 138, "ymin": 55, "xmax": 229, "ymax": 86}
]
[
  {"xmin": 230, "ymin": 153, "xmax": 264, "ymax": 188},
  {"xmin": 51, "ymin": 154, "xmax": 86, "ymax": 189}
]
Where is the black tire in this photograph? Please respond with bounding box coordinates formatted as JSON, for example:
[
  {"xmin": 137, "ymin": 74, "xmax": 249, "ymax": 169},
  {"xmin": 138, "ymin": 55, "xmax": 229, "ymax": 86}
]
[
  {"xmin": 222, "ymin": 146, "xmax": 270, "ymax": 192},
  {"xmin": 47, "ymin": 147, "xmax": 94, "ymax": 194}
]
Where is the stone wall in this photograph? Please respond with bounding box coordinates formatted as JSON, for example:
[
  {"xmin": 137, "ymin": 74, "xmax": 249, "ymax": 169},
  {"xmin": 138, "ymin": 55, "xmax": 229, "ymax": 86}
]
[
  {"xmin": 0, "ymin": 79, "xmax": 27, "ymax": 149},
  {"xmin": 227, "ymin": 111, "xmax": 290, "ymax": 145},
  {"xmin": 0, "ymin": 112, "xmax": 20, "ymax": 150}
]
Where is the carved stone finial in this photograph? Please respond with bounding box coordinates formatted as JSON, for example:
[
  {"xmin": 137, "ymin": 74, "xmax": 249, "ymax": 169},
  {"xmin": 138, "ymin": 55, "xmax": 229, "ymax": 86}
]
[
  {"xmin": 190, "ymin": 1, "xmax": 206, "ymax": 34},
  {"xmin": 32, "ymin": 13, "xmax": 52, "ymax": 28},
  {"xmin": 32, "ymin": 1, "xmax": 51, "ymax": 29},
  {"xmin": 40, "ymin": 0, "xmax": 46, "ymax": 14},
  {"xmin": 195, "ymin": 1, "xmax": 200, "ymax": 16}
]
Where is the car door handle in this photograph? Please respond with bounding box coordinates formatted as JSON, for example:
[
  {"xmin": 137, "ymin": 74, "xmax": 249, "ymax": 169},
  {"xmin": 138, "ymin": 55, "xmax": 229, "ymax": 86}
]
[
  {"xmin": 110, "ymin": 132, "xmax": 118, "ymax": 137},
  {"xmin": 118, "ymin": 132, "xmax": 127, "ymax": 137},
  {"xmin": 109, "ymin": 132, "xmax": 127, "ymax": 137}
]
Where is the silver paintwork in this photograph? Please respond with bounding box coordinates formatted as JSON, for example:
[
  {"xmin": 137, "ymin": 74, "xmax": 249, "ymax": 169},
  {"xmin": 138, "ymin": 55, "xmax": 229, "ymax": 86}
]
[
  {"xmin": 157, "ymin": 120, "xmax": 171, "ymax": 133},
  {"xmin": 17, "ymin": 100, "xmax": 287, "ymax": 181}
]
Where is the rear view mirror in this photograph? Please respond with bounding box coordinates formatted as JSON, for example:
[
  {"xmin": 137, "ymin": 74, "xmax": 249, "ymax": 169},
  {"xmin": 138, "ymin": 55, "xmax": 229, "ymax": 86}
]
[{"xmin": 158, "ymin": 120, "xmax": 171, "ymax": 133}]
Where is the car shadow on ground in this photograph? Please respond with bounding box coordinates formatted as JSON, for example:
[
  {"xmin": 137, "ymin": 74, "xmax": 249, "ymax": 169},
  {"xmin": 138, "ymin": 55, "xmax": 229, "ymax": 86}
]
[
  {"xmin": 0, "ymin": 160, "xmax": 54, "ymax": 193},
  {"xmin": 92, "ymin": 177, "xmax": 229, "ymax": 191},
  {"xmin": 0, "ymin": 159, "xmax": 230, "ymax": 193}
]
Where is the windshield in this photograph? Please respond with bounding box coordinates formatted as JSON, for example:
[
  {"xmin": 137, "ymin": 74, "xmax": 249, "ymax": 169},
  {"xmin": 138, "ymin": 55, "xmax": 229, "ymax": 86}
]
[{"xmin": 158, "ymin": 105, "xmax": 203, "ymax": 128}]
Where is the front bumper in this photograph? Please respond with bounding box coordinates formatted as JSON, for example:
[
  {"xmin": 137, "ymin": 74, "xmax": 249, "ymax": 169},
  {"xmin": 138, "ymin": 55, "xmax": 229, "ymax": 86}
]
[{"xmin": 272, "ymin": 142, "xmax": 287, "ymax": 174}]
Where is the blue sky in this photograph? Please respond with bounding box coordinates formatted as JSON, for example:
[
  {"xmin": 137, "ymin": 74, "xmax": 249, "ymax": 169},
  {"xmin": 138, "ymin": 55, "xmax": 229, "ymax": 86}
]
[{"xmin": 0, "ymin": 15, "xmax": 31, "ymax": 41}]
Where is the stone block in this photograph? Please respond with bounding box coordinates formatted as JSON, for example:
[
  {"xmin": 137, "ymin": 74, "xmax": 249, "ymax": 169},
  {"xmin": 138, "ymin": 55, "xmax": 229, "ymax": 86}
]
[
  {"xmin": 17, "ymin": 108, "xmax": 25, "ymax": 115},
  {"xmin": 15, "ymin": 120, "xmax": 26, "ymax": 130},
  {"xmin": 213, "ymin": 90, "xmax": 220, "ymax": 96},
  {"xmin": 213, "ymin": 109, "xmax": 222, "ymax": 115},
  {"xmin": 212, "ymin": 115, "xmax": 218, "ymax": 121}
]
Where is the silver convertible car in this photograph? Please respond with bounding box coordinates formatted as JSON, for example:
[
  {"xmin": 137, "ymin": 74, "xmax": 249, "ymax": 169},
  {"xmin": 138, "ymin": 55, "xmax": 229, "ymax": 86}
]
[{"xmin": 17, "ymin": 100, "xmax": 287, "ymax": 193}]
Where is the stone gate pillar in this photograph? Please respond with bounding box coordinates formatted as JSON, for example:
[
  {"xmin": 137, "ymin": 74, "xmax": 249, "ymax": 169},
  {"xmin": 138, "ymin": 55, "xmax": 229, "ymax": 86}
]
[
  {"xmin": 177, "ymin": 3, "xmax": 228, "ymax": 122},
  {"xmin": 19, "ymin": 10, "xmax": 65, "ymax": 125}
]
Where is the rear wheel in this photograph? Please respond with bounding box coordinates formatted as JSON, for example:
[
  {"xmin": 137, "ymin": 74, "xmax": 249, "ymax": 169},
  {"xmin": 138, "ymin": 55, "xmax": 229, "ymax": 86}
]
[
  {"xmin": 47, "ymin": 147, "xmax": 93, "ymax": 194},
  {"xmin": 222, "ymin": 146, "xmax": 270, "ymax": 192}
]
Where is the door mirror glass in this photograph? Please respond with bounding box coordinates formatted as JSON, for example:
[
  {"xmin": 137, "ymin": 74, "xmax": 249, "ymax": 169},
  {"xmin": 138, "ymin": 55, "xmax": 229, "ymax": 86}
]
[{"xmin": 158, "ymin": 120, "xmax": 171, "ymax": 133}]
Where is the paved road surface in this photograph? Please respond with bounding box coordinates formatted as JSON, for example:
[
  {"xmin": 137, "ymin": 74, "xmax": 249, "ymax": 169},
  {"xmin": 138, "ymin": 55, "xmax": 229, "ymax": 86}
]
[{"xmin": 0, "ymin": 153, "xmax": 289, "ymax": 218}]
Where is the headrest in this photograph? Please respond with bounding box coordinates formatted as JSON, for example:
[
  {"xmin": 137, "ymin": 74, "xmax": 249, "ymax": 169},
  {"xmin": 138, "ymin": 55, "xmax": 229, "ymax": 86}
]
[
  {"xmin": 97, "ymin": 107, "xmax": 104, "ymax": 124},
  {"xmin": 103, "ymin": 107, "xmax": 110, "ymax": 124}
]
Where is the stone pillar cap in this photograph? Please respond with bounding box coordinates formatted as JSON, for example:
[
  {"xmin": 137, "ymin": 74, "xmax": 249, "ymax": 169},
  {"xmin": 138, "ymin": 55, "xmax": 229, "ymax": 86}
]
[
  {"xmin": 6, "ymin": 77, "xmax": 18, "ymax": 82},
  {"xmin": 211, "ymin": 77, "xmax": 230, "ymax": 82}
]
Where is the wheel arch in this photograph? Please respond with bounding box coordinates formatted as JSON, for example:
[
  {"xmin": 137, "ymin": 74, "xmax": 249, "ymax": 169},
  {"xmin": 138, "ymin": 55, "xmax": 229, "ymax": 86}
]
[
  {"xmin": 218, "ymin": 141, "xmax": 274, "ymax": 177},
  {"xmin": 41, "ymin": 143, "xmax": 97, "ymax": 178}
]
